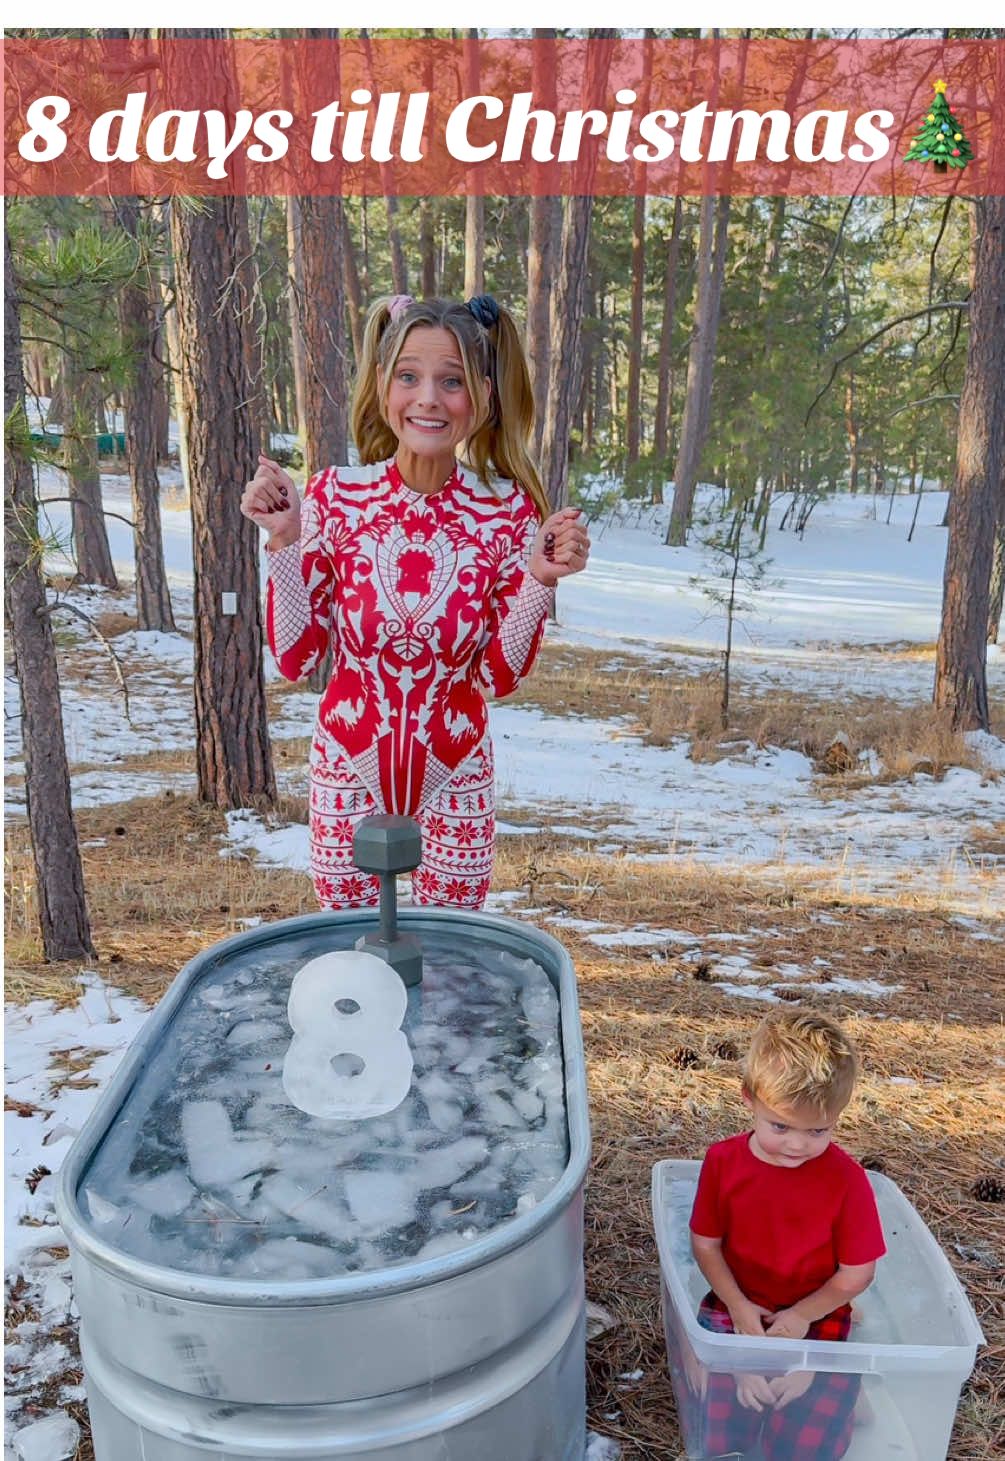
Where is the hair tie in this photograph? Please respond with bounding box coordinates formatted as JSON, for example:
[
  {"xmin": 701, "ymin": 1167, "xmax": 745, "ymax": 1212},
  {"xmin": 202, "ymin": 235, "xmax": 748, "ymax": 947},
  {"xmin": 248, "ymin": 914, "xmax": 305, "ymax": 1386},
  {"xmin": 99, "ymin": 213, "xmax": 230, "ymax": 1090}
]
[
  {"xmin": 387, "ymin": 294, "xmax": 416, "ymax": 322},
  {"xmin": 467, "ymin": 294, "xmax": 500, "ymax": 329}
]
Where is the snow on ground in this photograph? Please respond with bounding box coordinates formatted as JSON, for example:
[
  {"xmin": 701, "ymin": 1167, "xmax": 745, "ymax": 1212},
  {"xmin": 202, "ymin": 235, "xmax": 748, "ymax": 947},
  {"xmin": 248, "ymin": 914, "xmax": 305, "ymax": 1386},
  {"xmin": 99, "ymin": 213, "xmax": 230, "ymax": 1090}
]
[
  {"xmin": 4, "ymin": 978, "xmax": 150, "ymax": 1457},
  {"xmin": 8, "ymin": 474, "xmax": 1003, "ymax": 899}
]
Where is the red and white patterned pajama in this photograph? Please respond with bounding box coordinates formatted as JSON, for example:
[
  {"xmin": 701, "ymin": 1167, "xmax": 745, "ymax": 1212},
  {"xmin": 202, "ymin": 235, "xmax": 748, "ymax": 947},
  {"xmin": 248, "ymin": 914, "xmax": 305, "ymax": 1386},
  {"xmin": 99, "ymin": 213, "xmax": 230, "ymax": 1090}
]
[
  {"xmin": 266, "ymin": 458, "xmax": 551, "ymax": 910},
  {"xmin": 688, "ymin": 1294, "xmax": 860, "ymax": 1461}
]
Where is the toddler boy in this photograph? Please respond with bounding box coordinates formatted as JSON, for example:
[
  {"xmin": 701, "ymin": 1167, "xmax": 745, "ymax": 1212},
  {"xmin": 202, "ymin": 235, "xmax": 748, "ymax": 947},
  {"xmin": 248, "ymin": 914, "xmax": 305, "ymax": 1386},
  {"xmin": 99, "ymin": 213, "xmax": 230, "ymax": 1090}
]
[{"xmin": 688, "ymin": 1009, "xmax": 885, "ymax": 1460}]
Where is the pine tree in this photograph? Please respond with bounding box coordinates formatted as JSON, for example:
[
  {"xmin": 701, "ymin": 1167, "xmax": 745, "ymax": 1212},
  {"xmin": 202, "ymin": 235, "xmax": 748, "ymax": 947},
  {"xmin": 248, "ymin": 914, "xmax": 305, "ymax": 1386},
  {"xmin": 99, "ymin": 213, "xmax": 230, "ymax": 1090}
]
[{"xmin": 904, "ymin": 80, "xmax": 973, "ymax": 172}]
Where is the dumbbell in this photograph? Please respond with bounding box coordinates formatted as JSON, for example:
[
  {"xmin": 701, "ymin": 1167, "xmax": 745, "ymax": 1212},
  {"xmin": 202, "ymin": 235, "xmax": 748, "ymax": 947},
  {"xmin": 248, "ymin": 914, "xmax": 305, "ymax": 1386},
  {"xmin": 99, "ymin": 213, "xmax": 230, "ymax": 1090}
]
[{"xmin": 351, "ymin": 815, "xmax": 424, "ymax": 987}]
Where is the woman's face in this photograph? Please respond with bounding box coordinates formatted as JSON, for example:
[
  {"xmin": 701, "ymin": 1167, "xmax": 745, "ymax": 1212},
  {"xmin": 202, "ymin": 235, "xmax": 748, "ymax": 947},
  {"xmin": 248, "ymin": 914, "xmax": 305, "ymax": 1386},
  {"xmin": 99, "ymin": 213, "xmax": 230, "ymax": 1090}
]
[{"xmin": 381, "ymin": 326, "xmax": 487, "ymax": 460}]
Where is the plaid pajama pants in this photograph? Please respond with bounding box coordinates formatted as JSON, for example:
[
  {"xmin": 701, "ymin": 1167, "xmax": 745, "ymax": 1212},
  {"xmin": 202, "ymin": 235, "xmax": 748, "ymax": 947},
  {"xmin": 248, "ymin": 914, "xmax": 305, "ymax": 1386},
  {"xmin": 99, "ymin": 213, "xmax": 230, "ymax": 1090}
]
[
  {"xmin": 690, "ymin": 1293, "xmax": 859, "ymax": 1460},
  {"xmin": 308, "ymin": 726, "xmax": 495, "ymax": 910}
]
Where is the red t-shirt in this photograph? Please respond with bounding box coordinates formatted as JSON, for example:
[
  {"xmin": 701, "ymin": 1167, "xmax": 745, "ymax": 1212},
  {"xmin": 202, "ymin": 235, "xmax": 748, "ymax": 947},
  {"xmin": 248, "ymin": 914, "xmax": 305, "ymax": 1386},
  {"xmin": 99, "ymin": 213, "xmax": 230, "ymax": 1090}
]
[{"xmin": 689, "ymin": 1132, "xmax": 886, "ymax": 1311}]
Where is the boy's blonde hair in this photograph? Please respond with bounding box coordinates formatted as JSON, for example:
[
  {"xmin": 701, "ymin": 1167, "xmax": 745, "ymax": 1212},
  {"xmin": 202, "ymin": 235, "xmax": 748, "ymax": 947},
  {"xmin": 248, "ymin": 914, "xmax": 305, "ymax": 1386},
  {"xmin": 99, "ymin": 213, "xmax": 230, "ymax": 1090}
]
[{"xmin": 743, "ymin": 1009, "xmax": 859, "ymax": 1118}]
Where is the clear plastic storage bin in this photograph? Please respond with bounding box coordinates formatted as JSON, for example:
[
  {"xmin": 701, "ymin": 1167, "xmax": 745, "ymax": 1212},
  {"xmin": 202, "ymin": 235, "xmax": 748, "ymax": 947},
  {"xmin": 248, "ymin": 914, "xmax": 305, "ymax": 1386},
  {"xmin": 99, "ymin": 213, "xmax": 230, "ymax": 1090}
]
[{"xmin": 652, "ymin": 1160, "xmax": 984, "ymax": 1461}]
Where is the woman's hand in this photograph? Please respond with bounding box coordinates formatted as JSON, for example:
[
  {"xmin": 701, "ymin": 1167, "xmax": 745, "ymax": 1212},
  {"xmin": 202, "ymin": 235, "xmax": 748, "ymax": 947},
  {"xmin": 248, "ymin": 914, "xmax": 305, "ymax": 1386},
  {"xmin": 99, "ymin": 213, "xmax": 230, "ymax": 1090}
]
[
  {"xmin": 240, "ymin": 454, "xmax": 302, "ymax": 549},
  {"xmin": 528, "ymin": 507, "xmax": 590, "ymax": 588}
]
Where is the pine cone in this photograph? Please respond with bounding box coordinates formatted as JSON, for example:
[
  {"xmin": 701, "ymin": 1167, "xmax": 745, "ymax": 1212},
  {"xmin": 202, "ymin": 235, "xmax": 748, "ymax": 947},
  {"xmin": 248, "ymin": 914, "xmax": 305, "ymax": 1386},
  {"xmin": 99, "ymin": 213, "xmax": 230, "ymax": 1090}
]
[
  {"xmin": 861, "ymin": 1154, "xmax": 887, "ymax": 1173},
  {"xmin": 670, "ymin": 1046, "xmax": 701, "ymax": 1070},
  {"xmin": 713, "ymin": 1039, "xmax": 739, "ymax": 1062},
  {"xmin": 971, "ymin": 1176, "xmax": 1004, "ymax": 1203}
]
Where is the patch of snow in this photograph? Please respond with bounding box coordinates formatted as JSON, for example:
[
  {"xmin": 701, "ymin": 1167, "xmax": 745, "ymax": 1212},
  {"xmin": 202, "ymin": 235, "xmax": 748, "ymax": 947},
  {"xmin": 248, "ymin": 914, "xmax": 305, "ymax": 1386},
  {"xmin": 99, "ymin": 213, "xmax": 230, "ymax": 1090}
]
[
  {"xmin": 586, "ymin": 1434, "xmax": 622, "ymax": 1460},
  {"xmin": 714, "ymin": 983, "xmax": 783, "ymax": 1002},
  {"xmin": 11, "ymin": 1413, "xmax": 80, "ymax": 1461},
  {"xmin": 966, "ymin": 730, "xmax": 1005, "ymax": 775}
]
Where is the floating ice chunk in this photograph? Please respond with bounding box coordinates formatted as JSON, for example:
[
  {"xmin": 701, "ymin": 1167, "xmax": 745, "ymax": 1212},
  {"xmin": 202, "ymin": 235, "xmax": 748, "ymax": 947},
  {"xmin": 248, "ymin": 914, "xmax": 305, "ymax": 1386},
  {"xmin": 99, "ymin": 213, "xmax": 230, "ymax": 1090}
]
[
  {"xmin": 414, "ymin": 1136, "xmax": 489, "ymax": 1188},
  {"xmin": 130, "ymin": 1169, "xmax": 195, "ymax": 1217},
  {"xmin": 86, "ymin": 1190, "xmax": 126, "ymax": 1225},
  {"xmin": 509, "ymin": 1086, "xmax": 544, "ymax": 1124},
  {"xmin": 13, "ymin": 1413, "xmax": 81, "ymax": 1461},
  {"xmin": 245, "ymin": 1237, "xmax": 338, "ymax": 1281},
  {"xmin": 258, "ymin": 1174, "xmax": 346, "ymax": 1240},
  {"xmin": 181, "ymin": 1100, "xmax": 273, "ymax": 1186},
  {"xmin": 516, "ymin": 1193, "xmax": 537, "ymax": 1216},
  {"xmin": 479, "ymin": 1092, "xmax": 526, "ymax": 1129},
  {"xmin": 343, "ymin": 1171, "xmax": 416, "ymax": 1234},
  {"xmin": 416, "ymin": 1230, "xmax": 478, "ymax": 1261},
  {"xmin": 226, "ymin": 1019, "xmax": 284, "ymax": 1046}
]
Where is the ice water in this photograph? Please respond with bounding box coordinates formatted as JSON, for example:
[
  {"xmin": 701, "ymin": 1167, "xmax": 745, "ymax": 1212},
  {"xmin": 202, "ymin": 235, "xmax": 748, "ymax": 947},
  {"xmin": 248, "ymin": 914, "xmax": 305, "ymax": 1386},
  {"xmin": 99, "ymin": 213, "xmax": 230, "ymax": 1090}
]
[{"xmin": 78, "ymin": 932, "xmax": 569, "ymax": 1280}]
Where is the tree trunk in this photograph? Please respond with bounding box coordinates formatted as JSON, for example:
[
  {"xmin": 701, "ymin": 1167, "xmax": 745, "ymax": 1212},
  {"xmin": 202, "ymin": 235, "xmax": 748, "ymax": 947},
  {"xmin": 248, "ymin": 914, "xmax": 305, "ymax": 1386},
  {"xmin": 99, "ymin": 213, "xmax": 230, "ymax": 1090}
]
[
  {"xmin": 286, "ymin": 195, "xmax": 308, "ymax": 441},
  {"xmin": 158, "ymin": 208, "xmax": 190, "ymax": 502},
  {"xmin": 987, "ymin": 506, "xmax": 1005, "ymax": 644},
  {"xmin": 845, "ymin": 376, "xmax": 859, "ymax": 492},
  {"xmin": 625, "ymin": 34, "xmax": 653, "ymax": 468},
  {"xmin": 149, "ymin": 275, "xmax": 171, "ymax": 462},
  {"xmin": 236, "ymin": 201, "xmax": 270, "ymax": 456},
  {"xmin": 934, "ymin": 196, "xmax": 1005, "ymax": 730},
  {"xmin": 625, "ymin": 193, "xmax": 647, "ymax": 466},
  {"xmin": 666, "ymin": 193, "xmax": 731, "ymax": 544},
  {"xmin": 4, "ymin": 225, "xmax": 94, "ymax": 960},
  {"xmin": 419, "ymin": 198, "xmax": 436, "ymax": 298},
  {"xmin": 463, "ymin": 31, "xmax": 485, "ymax": 300},
  {"xmin": 653, "ymin": 196, "xmax": 683, "ymax": 468},
  {"xmin": 167, "ymin": 35, "xmax": 276, "ymax": 807},
  {"xmin": 539, "ymin": 31, "xmax": 616, "ymax": 513},
  {"xmin": 113, "ymin": 194, "xmax": 176, "ymax": 631},
  {"xmin": 342, "ymin": 205, "xmax": 364, "ymax": 370},
  {"xmin": 64, "ymin": 361, "xmax": 117, "ymax": 587},
  {"xmin": 527, "ymin": 195, "xmax": 556, "ymax": 459},
  {"xmin": 526, "ymin": 32, "xmax": 559, "ymax": 459}
]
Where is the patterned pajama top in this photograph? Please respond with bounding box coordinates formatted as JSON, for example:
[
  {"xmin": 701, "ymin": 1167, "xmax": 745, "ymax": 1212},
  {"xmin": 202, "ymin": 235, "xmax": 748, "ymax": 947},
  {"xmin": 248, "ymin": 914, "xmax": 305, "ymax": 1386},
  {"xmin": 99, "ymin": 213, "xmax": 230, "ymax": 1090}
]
[{"xmin": 265, "ymin": 458, "xmax": 552, "ymax": 816}]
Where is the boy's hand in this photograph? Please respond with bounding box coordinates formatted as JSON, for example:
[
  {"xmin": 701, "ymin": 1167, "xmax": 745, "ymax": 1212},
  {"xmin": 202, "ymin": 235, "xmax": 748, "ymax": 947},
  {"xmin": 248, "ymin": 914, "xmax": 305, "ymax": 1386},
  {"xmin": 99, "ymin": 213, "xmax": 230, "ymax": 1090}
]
[
  {"xmin": 765, "ymin": 1307, "xmax": 812, "ymax": 1340},
  {"xmin": 769, "ymin": 1370, "xmax": 816, "ymax": 1408},
  {"xmin": 735, "ymin": 1372, "xmax": 776, "ymax": 1412},
  {"xmin": 728, "ymin": 1299, "xmax": 774, "ymax": 1336}
]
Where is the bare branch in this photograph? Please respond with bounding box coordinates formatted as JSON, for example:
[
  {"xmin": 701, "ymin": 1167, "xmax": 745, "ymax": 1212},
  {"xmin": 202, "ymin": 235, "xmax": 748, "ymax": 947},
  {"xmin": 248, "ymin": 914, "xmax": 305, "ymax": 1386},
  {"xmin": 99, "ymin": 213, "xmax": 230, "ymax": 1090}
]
[
  {"xmin": 806, "ymin": 301, "xmax": 969, "ymax": 421},
  {"xmin": 39, "ymin": 497, "xmax": 135, "ymax": 529},
  {"xmin": 38, "ymin": 598, "xmax": 132, "ymax": 724},
  {"xmin": 887, "ymin": 394, "xmax": 960, "ymax": 420}
]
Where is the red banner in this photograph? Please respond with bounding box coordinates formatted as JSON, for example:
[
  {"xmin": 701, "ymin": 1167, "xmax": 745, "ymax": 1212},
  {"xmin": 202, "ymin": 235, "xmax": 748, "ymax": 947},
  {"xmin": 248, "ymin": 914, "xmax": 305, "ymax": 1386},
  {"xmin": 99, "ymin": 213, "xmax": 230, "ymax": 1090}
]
[{"xmin": 4, "ymin": 35, "xmax": 1003, "ymax": 197}]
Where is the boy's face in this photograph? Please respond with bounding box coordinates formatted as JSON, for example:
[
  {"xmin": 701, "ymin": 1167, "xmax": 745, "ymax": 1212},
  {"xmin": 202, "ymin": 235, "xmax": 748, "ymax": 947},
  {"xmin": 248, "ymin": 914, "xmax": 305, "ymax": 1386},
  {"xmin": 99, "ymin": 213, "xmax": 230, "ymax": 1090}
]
[{"xmin": 743, "ymin": 1090, "xmax": 842, "ymax": 1168}]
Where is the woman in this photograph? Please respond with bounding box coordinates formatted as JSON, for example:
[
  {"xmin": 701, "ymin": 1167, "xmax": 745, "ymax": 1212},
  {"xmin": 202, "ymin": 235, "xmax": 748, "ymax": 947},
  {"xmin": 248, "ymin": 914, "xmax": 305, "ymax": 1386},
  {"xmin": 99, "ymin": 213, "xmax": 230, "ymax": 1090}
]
[{"xmin": 240, "ymin": 293, "xmax": 589, "ymax": 910}]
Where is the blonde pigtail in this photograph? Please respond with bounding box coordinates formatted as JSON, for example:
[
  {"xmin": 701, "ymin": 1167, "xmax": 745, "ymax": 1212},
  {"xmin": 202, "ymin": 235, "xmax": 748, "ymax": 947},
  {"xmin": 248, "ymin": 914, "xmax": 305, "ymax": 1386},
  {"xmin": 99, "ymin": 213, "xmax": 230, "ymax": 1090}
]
[
  {"xmin": 467, "ymin": 306, "xmax": 549, "ymax": 521},
  {"xmin": 350, "ymin": 297, "xmax": 401, "ymax": 465}
]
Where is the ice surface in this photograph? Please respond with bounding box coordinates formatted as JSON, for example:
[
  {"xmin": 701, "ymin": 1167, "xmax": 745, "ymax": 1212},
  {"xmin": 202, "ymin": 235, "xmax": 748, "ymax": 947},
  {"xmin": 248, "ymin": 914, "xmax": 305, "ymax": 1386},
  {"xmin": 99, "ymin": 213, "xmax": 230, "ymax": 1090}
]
[{"xmin": 78, "ymin": 930, "xmax": 569, "ymax": 1279}]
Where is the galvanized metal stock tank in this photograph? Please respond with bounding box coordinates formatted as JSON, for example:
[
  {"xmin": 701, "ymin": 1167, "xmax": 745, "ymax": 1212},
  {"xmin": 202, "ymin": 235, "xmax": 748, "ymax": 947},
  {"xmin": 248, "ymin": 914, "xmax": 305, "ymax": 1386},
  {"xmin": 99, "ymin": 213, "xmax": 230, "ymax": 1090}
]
[{"xmin": 56, "ymin": 908, "xmax": 591, "ymax": 1460}]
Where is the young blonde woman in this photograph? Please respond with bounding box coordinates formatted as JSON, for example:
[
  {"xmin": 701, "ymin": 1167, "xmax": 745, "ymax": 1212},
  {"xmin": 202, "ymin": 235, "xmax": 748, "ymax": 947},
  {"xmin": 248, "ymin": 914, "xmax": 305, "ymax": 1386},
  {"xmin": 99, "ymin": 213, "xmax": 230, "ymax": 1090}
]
[{"xmin": 240, "ymin": 294, "xmax": 590, "ymax": 910}]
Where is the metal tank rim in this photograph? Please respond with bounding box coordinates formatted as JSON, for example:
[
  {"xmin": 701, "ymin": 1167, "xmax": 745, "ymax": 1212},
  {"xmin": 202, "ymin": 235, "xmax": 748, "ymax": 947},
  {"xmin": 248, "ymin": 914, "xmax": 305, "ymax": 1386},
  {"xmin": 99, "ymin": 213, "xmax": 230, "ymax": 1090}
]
[{"xmin": 55, "ymin": 906, "xmax": 591, "ymax": 1307}]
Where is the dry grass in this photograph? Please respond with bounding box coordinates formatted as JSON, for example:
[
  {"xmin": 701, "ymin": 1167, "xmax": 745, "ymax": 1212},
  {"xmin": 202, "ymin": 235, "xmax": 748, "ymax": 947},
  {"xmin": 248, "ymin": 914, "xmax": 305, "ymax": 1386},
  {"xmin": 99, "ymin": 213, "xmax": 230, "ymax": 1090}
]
[{"xmin": 510, "ymin": 643, "xmax": 1002, "ymax": 783}]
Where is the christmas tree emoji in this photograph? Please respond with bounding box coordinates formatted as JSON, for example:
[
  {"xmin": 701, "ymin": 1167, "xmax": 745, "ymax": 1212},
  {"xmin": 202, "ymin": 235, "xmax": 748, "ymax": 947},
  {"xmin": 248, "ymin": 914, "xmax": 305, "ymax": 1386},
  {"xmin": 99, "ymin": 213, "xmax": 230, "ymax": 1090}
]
[{"xmin": 904, "ymin": 80, "xmax": 973, "ymax": 172}]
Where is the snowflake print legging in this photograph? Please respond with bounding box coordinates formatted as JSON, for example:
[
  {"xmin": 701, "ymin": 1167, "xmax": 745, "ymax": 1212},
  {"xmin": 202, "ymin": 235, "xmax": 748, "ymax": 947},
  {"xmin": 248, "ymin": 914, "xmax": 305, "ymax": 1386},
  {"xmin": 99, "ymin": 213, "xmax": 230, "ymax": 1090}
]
[{"xmin": 308, "ymin": 723, "xmax": 495, "ymax": 910}]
